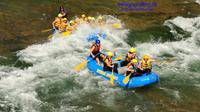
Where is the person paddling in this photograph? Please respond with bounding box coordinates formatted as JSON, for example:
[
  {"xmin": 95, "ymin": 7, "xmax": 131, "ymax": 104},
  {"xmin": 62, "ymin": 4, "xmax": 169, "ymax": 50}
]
[
  {"xmin": 103, "ymin": 52, "xmax": 118, "ymax": 73},
  {"xmin": 120, "ymin": 48, "xmax": 137, "ymax": 67},
  {"xmin": 137, "ymin": 55, "xmax": 155, "ymax": 74},
  {"xmin": 58, "ymin": 6, "xmax": 67, "ymax": 18},
  {"xmin": 59, "ymin": 18, "xmax": 68, "ymax": 32},
  {"xmin": 79, "ymin": 14, "xmax": 87, "ymax": 24},
  {"xmin": 125, "ymin": 59, "xmax": 138, "ymax": 77},
  {"xmin": 52, "ymin": 14, "xmax": 62, "ymax": 30},
  {"xmin": 90, "ymin": 39, "xmax": 104, "ymax": 65}
]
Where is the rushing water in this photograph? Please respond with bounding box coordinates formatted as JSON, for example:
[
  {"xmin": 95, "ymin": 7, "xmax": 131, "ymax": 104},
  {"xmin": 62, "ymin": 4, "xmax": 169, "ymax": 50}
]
[
  {"xmin": 1, "ymin": 0, "xmax": 200, "ymax": 111},
  {"xmin": 0, "ymin": 15, "xmax": 200, "ymax": 112}
]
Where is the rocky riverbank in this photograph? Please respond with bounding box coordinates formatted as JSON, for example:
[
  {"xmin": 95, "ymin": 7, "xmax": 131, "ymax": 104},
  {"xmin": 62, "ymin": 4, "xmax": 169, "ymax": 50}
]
[{"xmin": 0, "ymin": 0, "xmax": 200, "ymax": 55}]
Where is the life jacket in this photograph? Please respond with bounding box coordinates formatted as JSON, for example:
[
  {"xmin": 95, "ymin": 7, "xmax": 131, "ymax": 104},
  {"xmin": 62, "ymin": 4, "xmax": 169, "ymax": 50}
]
[
  {"xmin": 59, "ymin": 22, "xmax": 67, "ymax": 32},
  {"xmin": 60, "ymin": 12, "xmax": 67, "ymax": 18},
  {"xmin": 91, "ymin": 44, "xmax": 100, "ymax": 54},
  {"xmin": 54, "ymin": 17, "xmax": 62, "ymax": 28},
  {"xmin": 103, "ymin": 56, "xmax": 112, "ymax": 67},
  {"xmin": 127, "ymin": 63, "xmax": 136, "ymax": 71},
  {"xmin": 66, "ymin": 25, "xmax": 73, "ymax": 32},
  {"xmin": 141, "ymin": 60, "xmax": 152, "ymax": 69},
  {"xmin": 79, "ymin": 18, "xmax": 85, "ymax": 24}
]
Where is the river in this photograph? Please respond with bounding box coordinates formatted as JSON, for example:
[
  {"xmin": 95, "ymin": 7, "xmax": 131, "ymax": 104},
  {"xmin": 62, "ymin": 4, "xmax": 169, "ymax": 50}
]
[{"xmin": 0, "ymin": 1, "xmax": 200, "ymax": 112}]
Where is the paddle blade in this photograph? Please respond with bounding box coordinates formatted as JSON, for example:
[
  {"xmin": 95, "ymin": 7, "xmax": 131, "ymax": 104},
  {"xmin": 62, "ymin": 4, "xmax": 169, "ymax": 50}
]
[
  {"xmin": 115, "ymin": 56, "xmax": 122, "ymax": 61},
  {"xmin": 42, "ymin": 28, "xmax": 52, "ymax": 33},
  {"xmin": 123, "ymin": 74, "xmax": 131, "ymax": 84},
  {"xmin": 48, "ymin": 34, "xmax": 53, "ymax": 39},
  {"xmin": 74, "ymin": 60, "xmax": 88, "ymax": 72},
  {"xmin": 107, "ymin": 73, "xmax": 115, "ymax": 85},
  {"xmin": 62, "ymin": 31, "xmax": 71, "ymax": 37},
  {"xmin": 110, "ymin": 79, "xmax": 114, "ymax": 85},
  {"xmin": 112, "ymin": 23, "xmax": 122, "ymax": 28}
]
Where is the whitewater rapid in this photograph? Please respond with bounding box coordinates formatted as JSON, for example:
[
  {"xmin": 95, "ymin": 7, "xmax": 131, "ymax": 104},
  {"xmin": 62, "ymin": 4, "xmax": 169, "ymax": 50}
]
[
  {"xmin": 0, "ymin": 15, "xmax": 200, "ymax": 112},
  {"xmin": 0, "ymin": 15, "xmax": 130, "ymax": 112},
  {"xmin": 196, "ymin": 0, "xmax": 200, "ymax": 5}
]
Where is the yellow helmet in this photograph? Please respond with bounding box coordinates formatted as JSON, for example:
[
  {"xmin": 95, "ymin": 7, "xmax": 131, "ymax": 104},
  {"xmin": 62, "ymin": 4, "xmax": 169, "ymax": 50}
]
[
  {"xmin": 58, "ymin": 14, "xmax": 63, "ymax": 18},
  {"xmin": 81, "ymin": 14, "xmax": 86, "ymax": 18},
  {"xmin": 143, "ymin": 55, "xmax": 150, "ymax": 60},
  {"xmin": 129, "ymin": 48, "xmax": 136, "ymax": 53},
  {"xmin": 88, "ymin": 16, "xmax": 92, "ymax": 20},
  {"xmin": 62, "ymin": 18, "xmax": 67, "ymax": 21},
  {"xmin": 70, "ymin": 20, "xmax": 74, "ymax": 24},
  {"xmin": 98, "ymin": 16, "xmax": 103, "ymax": 20},
  {"xmin": 131, "ymin": 59, "xmax": 138, "ymax": 64},
  {"xmin": 91, "ymin": 17, "xmax": 95, "ymax": 20},
  {"xmin": 107, "ymin": 52, "xmax": 113, "ymax": 57}
]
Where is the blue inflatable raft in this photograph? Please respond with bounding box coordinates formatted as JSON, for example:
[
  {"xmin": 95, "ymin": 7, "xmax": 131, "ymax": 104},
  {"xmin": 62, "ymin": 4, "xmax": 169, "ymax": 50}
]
[{"xmin": 87, "ymin": 56, "xmax": 160, "ymax": 88}]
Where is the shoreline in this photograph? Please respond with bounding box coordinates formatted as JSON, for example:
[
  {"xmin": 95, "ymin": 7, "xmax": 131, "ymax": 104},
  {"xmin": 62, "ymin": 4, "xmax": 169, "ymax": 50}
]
[{"xmin": 0, "ymin": 0, "xmax": 200, "ymax": 55}]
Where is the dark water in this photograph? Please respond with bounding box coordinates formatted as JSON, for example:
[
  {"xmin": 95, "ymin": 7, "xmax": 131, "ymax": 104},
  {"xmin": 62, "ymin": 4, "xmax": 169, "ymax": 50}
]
[{"xmin": 0, "ymin": 0, "xmax": 200, "ymax": 112}]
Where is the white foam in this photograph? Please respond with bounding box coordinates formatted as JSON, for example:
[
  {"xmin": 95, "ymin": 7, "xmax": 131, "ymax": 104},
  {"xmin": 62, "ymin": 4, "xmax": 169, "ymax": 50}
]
[
  {"xmin": 0, "ymin": 15, "xmax": 129, "ymax": 111},
  {"xmin": 1, "ymin": 15, "xmax": 200, "ymax": 111},
  {"xmin": 164, "ymin": 16, "xmax": 200, "ymax": 32},
  {"xmin": 196, "ymin": 0, "xmax": 200, "ymax": 5},
  {"xmin": 136, "ymin": 16, "xmax": 200, "ymax": 74}
]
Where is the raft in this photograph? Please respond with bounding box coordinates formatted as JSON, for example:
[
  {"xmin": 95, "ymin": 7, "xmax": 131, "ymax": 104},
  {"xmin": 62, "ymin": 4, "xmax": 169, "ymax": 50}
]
[{"xmin": 87, "ymin": 56, "xmax": 160, "ymax": 88}]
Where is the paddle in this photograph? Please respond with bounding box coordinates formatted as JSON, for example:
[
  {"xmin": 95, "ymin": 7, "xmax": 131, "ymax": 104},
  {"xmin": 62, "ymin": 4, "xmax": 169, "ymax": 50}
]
[
  {"xmin": 41, "ymin": 28, "xmax": 52, "ymax": 33},
  {"xmin": 114, "ymin": 55, "xmax": 122, "ymax": 61},
  {"xmin": 48, "ymin": 31, "xmax": 71, "ymax": 39},
  {"xmin": 62, "ymin": 31, "xmax": 71, "ymax": 37},
  {"xmin": 123, "ymin": 73, "xmax": 131, "ymax": 84},
  {"xmin": 74, "ymin": 52, "xmax": 100, "ymax": 72},
  {"xmin": 48, "ymin": 34, "xmax": 53, "ymax": 39},
  {"xmin": 110, "ymin": 69, "xmax": 115, "ymax": 85},
  {"xmin": 112, "ymin": 23, "xmax": 122, "ymax": 29},
  {"xmin": 74, "ymin": 60, "xmax": 89, "ymax": 72}
]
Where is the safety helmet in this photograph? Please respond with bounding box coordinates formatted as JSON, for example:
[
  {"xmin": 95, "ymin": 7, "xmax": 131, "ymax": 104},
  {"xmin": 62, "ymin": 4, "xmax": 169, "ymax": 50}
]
[
  {"xmin": 88, "ymin": 16, "xmax": 92, "ymax": 20},
  {"xmin": 131, "ymin": 59, "xmax": 138, "ymax": 64},
  {"xmin": 62, "ymin": 18, "xmax": 67, "ymax": 21},
  {"xmin": 98, "ymin": 16, "xmax": 103, "ymax": 20},
  {"xmin": 70, "ymin": 20, "xmax": 74, "ymax": 24},
  {"xmin": 129, "ymin": 48, "xmax": 136, "ymax": 53},
  {"xmin": 107, "ymin": 52, "xmax": 113, "ymax": 57},
  {"xmin": 143, "ymin": 55, "xmax": 150, "ymax": 60},
  {"xmin": 81, "ymin": 14, "xmax": 86, "ymax": 18},
  {"xmin": 91, "ymin": 17, "xmax": 95, "ymax": 20},
  {"xmin": 95, "ymin": 39, "xmax": 100, "ymax": 44},
  {"xmin": 58, "ymin": 14, "xmax": 63, "ymax": 18}
]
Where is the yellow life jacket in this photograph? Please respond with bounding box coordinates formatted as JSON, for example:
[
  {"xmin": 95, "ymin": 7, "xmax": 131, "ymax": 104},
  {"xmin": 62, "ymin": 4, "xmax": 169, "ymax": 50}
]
[
  {"xmin": 54, "ymin": 18, "xmax": 62, "ymax": 28},
  {"xmin": 141, "ymin": 60, "xmax": 152, "ymax": 69},
  {"xmin": 103, "ymin": 56, "xmax": 112, "ymax": 67},
  {"xmin": 66, "ymin": 25, "xmax": 73, "ymax": 32}
]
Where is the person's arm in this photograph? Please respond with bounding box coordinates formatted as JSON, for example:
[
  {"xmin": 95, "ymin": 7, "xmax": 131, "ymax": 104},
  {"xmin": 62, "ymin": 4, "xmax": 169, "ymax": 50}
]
[
  {"xmin": 52, "ymin": 19, "xmax": 56, "ymax": 26},
  {"xmin": 138, "ymin": 61, "xmax": 143, "ymax": 70},
  {"xmin": 90, "ymin": 46, "xmax": 95, "ymax": 58},
  {"xmin": 126, "ymin": 65, "xmax": 134, "ymax": 75},
  {"xmin": 126, "ymin": 66, "xmax": 132, "ymax": 72}
]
